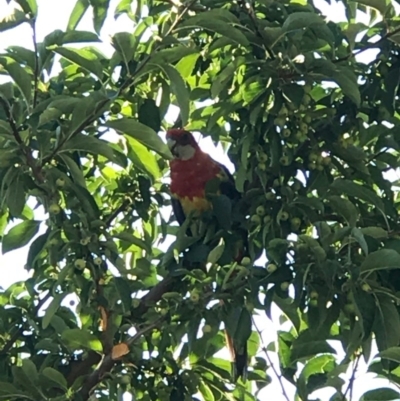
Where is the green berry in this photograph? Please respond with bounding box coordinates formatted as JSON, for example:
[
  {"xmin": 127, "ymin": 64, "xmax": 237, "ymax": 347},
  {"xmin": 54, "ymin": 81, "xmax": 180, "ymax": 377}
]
[
  {"xmin": 241, "ymin": 256, "xmax": 251, "ymax": 266},
  {"xmin": 309, "ymin": 153, "xmax": 318, "ymax": 162},
  {"xmin": 93, "ymin": 257, "xmax": 102, "ymax": 265},
  {"xmin": 322, "ymin": 156, "xmax": 331, "ymax": 165},
  {"xmin": 279, "ymin": 156, "xmax": 290, "ymax": 166},
  {"xmin": 291, "ymin": 217, "xmax": 301, "ymax": 229},
  {"xmin": 258, "ymin": 162, "xmax": 267, "ymax": 171},
  {"xmin": 202, "ymin": 324, "xmax": 212, "ymax": 334},
  {"xmin": 265, "ymin": 191, "xmax": 276, "ymax": 201},
  {"xmin": 256, "ymin": 205, "xmax": 265, "ymax": 216},
  {"xmin": 251, "ymin": 214, "xmax": 261, "ymax": 225},
  {"xmin": 267, "ymin": 263, "xmax": 277, "ymax": 273},
  {"xmin": 74, "ymin": 259, "xmax": 86, "ymax": 270},
  {"xmin": 80, "ymin": 237, "xmax": 90, "ymax": 246},
  {"xmin": 280, "ymin": 211, "xmax": 289, "ymax": 221},
  {"xmin": 279, "ymin": 106, "xmax": 288, "ymax": 117},
  {"xmin": 257, "ymin": 152, "xmax": 268, "ymax": 163},
  {"xmin": 110, "ymin": 103, "xmax": 121, "ymax": 114},
  {"xmin": 263, "ymin": 215, "xmax": 271, "ymax": 224},
  {"xmin": 274, "ymin": 117, "xmax": 286, "ymax": 128},
  {"xmin": 49, "ymin": 204, "xmax": 61, "ymax": 215},
  {"xmin": 299, "ymin": 122, "xmax": 308, "ymax": 134},
  {"xmin": 56, "ymin": 178, "xmax": 65, "ymax": 187},
  {"xmin": 280, "ymin": 281, "xmax": 290, "ymax": 291},
  {"xmin": 282, "ymin": 128, "xmax": 291, "ymax": 138},
  {"xmin": 302, "ymin": 94, "xmax": 311, "ymax": 106},
  {"xmin": 190, "ymin": 291, "xmax": 200, "ymax": 303}
]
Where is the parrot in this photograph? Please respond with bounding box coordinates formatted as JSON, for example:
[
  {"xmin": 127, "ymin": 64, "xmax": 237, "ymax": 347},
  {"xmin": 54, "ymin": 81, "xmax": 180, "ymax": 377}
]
[{"xmin": 166, "ymin": 128, "xmax": 250, "ymax": 382}]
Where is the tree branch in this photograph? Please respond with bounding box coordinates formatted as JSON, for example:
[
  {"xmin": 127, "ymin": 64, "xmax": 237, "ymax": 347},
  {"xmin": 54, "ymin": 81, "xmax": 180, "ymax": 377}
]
[
  {"xmin": 103, "ymin": 198, "xmax": 132, "ymax": 226},
  {"xmin": 77, "ymin": 318, "xmax": 164, "ymax": 399},
  {"xmin": 31, "ymin": 18, "xmax": 39, "ymax": 109},
  {"xmin": 0, "ymin": 97, "xmax": 44, "ymax": 183},
  {"xmin": 342, "ymin": 354, "xmax": 361, "ymax": 401},
  {"xmin": 335, "ymin": 26, "xmax": 400, "ymax": 63},
  {"xmin": 0, "ymin": 325, "xmax": 24, "ymax": 356},
  {"xmin": 239, "ymin": 0, "xmax": 274, "ymax": 59},
  {"xmin": 252, "ymin": 318, "xmax": 291, "ymax": 401}
]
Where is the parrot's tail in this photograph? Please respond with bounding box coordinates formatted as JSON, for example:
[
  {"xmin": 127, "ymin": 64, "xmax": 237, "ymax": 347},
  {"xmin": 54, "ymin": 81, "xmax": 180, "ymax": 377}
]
[{"xmin": 225, "ymin": 330, "xmax": 248, "ymax": 382}]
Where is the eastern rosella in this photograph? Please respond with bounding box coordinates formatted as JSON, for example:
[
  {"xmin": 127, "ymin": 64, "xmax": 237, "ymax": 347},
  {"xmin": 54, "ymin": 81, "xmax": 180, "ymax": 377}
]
[{"xmin": 166, "ymin": 128, "xmax": 249, "ymax": 382}]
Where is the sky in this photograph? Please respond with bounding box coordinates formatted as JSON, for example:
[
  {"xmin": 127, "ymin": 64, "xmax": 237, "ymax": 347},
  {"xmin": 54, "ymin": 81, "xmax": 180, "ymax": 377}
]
[{"xmin": 0, "ymin": 0, "xmax": 398, "ymax": 400}]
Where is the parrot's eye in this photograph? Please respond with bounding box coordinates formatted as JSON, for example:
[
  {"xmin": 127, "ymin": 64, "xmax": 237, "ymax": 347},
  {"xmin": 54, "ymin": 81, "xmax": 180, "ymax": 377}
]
[{"xmin": 181, "ymin": 133, "xmax": 190, "ymax": 143}]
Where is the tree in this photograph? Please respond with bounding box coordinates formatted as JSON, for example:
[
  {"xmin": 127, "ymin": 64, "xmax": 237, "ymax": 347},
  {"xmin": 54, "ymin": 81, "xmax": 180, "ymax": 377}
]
[{"xmin": 1, "ymin": 0, "xmax": 400, "ymax": 400}]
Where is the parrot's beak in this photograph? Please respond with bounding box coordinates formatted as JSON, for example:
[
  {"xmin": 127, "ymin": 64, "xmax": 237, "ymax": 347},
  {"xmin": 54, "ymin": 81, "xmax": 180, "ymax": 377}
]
[{"xmin": 167, "ymin": 138, "xmax": 178, "ymax": 157}]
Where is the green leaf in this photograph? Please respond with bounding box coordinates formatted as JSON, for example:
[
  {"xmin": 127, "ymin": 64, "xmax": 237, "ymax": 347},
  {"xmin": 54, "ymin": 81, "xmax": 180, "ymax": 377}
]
[
  {"xmin": 361, "ymin": 227, "xmax": 388, "ymax": 239},
  {"xmin": 52, "ymin": 47, "xmax": 104, "ymax": 79},
  {"xmin": 330, "ymin": 179, "xmax": 384, "ymax": 213},
  {"xmin": 21, "ymin": 359, "xmax": 38, "ymax": 383},
  {"xmin": 291, "ymin": 340, "xmax": 336, "ymax": 362},
  {"xmin": 62, "ymin": 30, "xmax": 101, "ymax": 44},
  {"xmin": 6, "ymin": 173, "xmax": 26, "ymax": 217},
  {"xmin": 42, "ymin": 293, "xmax": 68, "ymax": 329},
  {"xmin": 283, "ymin": 12, "xmax": 327, "ymax": 32},
  {"xmin": 360, "ymin": 249, "xmax": 400, "ymax": 273},
  {"xmin": 207, "ymin": 238, "xmax": 225, "ymax": 264},
  {"xmin": 104, "ymin": 118, "xmax": 172, "ymax": 159},
  {"xmin": 176, "ymin": 53, "xmax": 199, "ymax": 79},
  {"xmin": 114, "ymin": 232, "xmax": 152, "ymax": 254},
  {"xmin": 374, "ymin": 293, "xmax": 400, "ymax": 352},
  {"xmin": 360, "ymin": 388, "xmax": 400, "ymax": 401},
  {"xmin": 126, "ymin": 137, "xmax": 161, "ymax": 180},
  {"xmin": 158, "ymin": 64, "xmax": 190, "ymax": 126},
  {"xmin": 41, "ymin": 367, "xmax": 67, "ymax": 389},
  {"xmin": 0, "ymin": 9, "xmax": 29, "ymax": 33},
  {"xmin": 352, "ymin": 227, "xmax": 368, "ymax": 255},
  {"xmin": 15, "ymin": 0, "xmax": 38, "ymax": 16},
  {"xmin": 332, "ymin": 67, "xmax": 361, "ymax": 106},
  {"xmin": 67, "ymin": 0, "xmax": 90, "ymax": 31},
  {"xmin": 0, "ymin": 120, "xmax": 12, "ymax": 135},
  {"xmin": 27, "ymin": 231, "xmax": 50, "ymax": 269},
  {"xmin": 59, "ymin": 154, "xmax": 87, "ymax": 188},
  {"xmin": 356, "ymin": 0, "xmax": 388, "ymax": 15},
  {"xmin": 179, "ymin": 11, "xmax": 249, "ymax": 46},
  {"xmin": 138, "ymin": 98, "xmax": 161, "ymax": 133},
  {"xmin": 0, "ymin": 56, "xmax": 32, "ymax": 105},
  {"xmin": 112, "ymin": 32, "xmax": 136, "ymax": 67},
  {"xmin": 379, "ymin": 346, "xmax": 400, "ymax": 364},
  {"xmin": 2, "ymin": 220, "xmax": 41, "ymax": 254},
  {"xmin": 326, "ymin": 195, "xmax": 358, "ymax": 227},
  {"xmin": 113, "ymin": 277, "xmax": 132, "ymax": 313},
  {"xmin": 91, "ymin": 0, "xmax": 111, "ymax": 34},
  {"xmin": 61, "ymin": 328, "xmax": 103, "ymax": 352},
  {"xmin": 61, "ymin": 134, "xmax": 127, "ymax": 167},
  {"xmin": 0, "ymin": 382, "xmax": 29, "ymax": 396}
]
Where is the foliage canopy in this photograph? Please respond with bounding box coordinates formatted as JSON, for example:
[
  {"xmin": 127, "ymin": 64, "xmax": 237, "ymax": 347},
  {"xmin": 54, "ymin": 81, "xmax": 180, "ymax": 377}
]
[{"xmin": 2, "ymin": 0, "xmax": 400, "ymax": 400}]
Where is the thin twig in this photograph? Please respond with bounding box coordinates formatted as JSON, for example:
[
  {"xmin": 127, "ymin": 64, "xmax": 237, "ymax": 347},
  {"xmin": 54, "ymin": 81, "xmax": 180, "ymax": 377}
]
[
  {"xmin": 0, "ymin": 97, "xmax": 43, "ymax": 182},
  {"xmin": 342, "ymin": 354, "xmax": 361, "ymax": 401},
  {"xmin": 239, "ymin": 0, "xmax": 274, "ymax": 59},
  {"xmin": 126, "ymin": 316, "xmax": 165, "ymax": 346},
  {"xmin": 0, "ymin": 325, "xmax": 24, "ymax": 355},
  {"xmin": 78, "ymin": 317, "xmax": 165, "ymax": 399},
  {"xmin": 335, "ymin": 26, "xmax": 400, "ymax": 63},
  {"xmin": 43, "ymin": 2, "xmax": 196, "ymax": 167},
  {"xmin": 131, "ymin": 0, "xmax": 197, "ymax": 83},
  {"xmin": 31, "ymin": 19, "xmax": 39, "ymax": 109},
  {"xmin": 252, "ymin": 317, "xmax": 291, "ymax": 401},
  {"xmin": 103, "ymin": 198, "xmax": 131, "ymax": 226}
]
